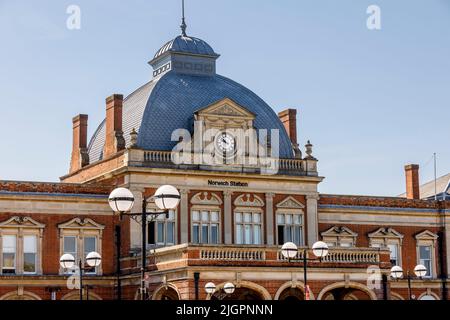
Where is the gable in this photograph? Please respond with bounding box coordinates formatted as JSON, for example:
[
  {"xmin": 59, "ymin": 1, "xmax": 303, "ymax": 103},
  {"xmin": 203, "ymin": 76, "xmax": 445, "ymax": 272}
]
[
  {"xmin": 368, "ymin": 227, "xmax": 404, "ymax": 239},
  {"xmin": 58, "ymin": 218, "xmax": 105, "ymax": 230},
  {"xmin": 234, "ymin": 194, "xmax": 264, "ymax": 207},
  {"xmin": 276, "ymin": 196, "xmax": 305, "ymax": 209},
  {"xmin": 0, "ymin": 216, "xmax": 45, "ymax": 229},
  {"xmin": 196, "ymin": 98, "xmax": 255, "ymax": 119},
  {"xmin": 191, "ymin": 192, "xmax": 223, "ymax": 205},
  {"xmin": 321, "ymin": 226, "xmax": 358, "ymax": 238}
]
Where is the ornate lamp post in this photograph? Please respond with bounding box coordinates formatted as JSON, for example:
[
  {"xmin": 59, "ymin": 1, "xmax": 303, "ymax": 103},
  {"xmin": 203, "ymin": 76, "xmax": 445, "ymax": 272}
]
[
  {"xmin": 205, "ymin": 282, "xmax": 235, "ymax": 300},
  {"xmin": 59, "ymin": 251, "xmax": 102, "ymax": 301},
  {"xmin": 390, "ymin": 264, "xmax": 427, "ymax": 300},
  {"xmin": 281, "ymin": 241, "xmax": 329, "ymax": 300},
  {"xmin": 108, "ymin": 185, "xmax": 181, "ymax": 301}
]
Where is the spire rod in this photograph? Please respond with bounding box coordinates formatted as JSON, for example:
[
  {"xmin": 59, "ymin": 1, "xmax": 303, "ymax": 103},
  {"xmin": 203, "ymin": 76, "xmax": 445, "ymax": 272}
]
[{"xmin": 180, "ymin": 0, "xmax": 187, "ymax": 36}]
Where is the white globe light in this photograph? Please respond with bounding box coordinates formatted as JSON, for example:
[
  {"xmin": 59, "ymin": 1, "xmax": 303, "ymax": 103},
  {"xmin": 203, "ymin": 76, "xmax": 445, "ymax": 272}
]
[
  {"xmin": 109, "ymin": 188, "xmax": 135, "ymax": 213},
  {"xmin": 205, "ymin": 282, "xmax": 216, "ymax": 295},
  {"xmin": 60, "ymin": 253, "xmax": 75, "ymax": 269},
  {"xmin": 86, "ymin": 251, "xmax": 102, "ymax": 267},
  {"xmin": 390, "ymin": 265, "xmax": 403, "ymax": 279},
  {"xmin": 224, "ymin": 282, "xmax": 235, "ymax": 295},
  {"xmin": 281, "ymin": 242, "xmax": 298, "ymax": 259},
  {"xmin": 154, "ymin": 185, "xmax": 180, "ymax": 210},
  {"xmin": 312, "ymin": 241, "xmax": 329, "ymax": 258},
  {"xmin": 414, "ymin": 264, "xmax": 427, "ymax": 278}
]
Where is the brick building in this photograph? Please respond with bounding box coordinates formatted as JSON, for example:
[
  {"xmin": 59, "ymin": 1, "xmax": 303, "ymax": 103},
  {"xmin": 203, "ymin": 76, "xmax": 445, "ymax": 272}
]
[{"xmin": 0, "ymin": 22, "xmax": 448, "ymax": 301}]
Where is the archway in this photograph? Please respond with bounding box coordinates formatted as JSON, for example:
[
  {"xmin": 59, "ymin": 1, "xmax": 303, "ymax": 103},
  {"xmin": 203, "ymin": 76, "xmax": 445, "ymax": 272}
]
[
  {"xmin": 317, "ymin": 282, "xmax": 377, "ymax": 300},
  {"xmin": 207, "ymin": 281, "xmax": 271, "ymax": 300},
  {"xmin": 274, "ymin": 281, "xmax": 315, "ymax": 300},
  {"xmin": 61, "ymin": 291, "xmax": 102, "ymax": 300},
  {"xmin": 152, "ymin": 284, "xmax": 181, "ymax": 300},
  {"xmin": 390, "ymin": 292, "xmax": 404, "ymax": 300},
  {"xmin": 0, "ymin": 291, "xmax": 41, "ymax": 300}
]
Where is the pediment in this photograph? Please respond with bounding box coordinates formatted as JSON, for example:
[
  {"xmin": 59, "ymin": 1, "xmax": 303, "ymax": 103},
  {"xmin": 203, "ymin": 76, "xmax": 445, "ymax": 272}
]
[
  {"xmin": 196, "ymin": 98, "xmax": 255, "ymax": 119},
  {"xmin": 415, "ymin": 230, "xmax": 438, "ymax": 240},
  {"xmin": 234, "ymin": 194, "xmax": 264, "ymax": 207},
  {"xmin": 191, "ymin": 192, "xmax": 223, "ymax": 205},
  {"xmin": 276, "ymin": 196, "xmax": 305, "ymax": 209},
  {"xmin": 368, "ymin": 227, "xmax": 403, "ymax": 239},
  {"xmin": 321, "ymin": 226, "xmax": 358, "ymax": 237},
  {"xmin": 58, "ymin": 218, "xmax": 105, "ymax": 230},
  {"xmin": 0, "ymin": 216, "xmax": 45, "ymax": 229}
]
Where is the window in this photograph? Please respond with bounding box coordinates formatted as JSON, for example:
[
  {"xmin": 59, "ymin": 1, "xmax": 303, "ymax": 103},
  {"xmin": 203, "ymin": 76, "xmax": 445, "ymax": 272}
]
[
  {"xmin": 2, "ymin": 235, "xmax": 16, "ymax": 274},
  {"xmin": 321, "ymin": 226, "xmax": 357, "ymax": 248},
  {"xmin": 419, "ymin": 245, "xmax": 432, "ymax": 278},
  {"xmin": 388, "ymin": 244, "xmax": 399, "ymax": 266},
  {"xmin": 63, "ymin": 236, "xmax": 77, "ymax": 273},
  {"xmin": 191, "ymin": 210, "xmax": 220, "ymax": 244},
  {"xmin": 84, "ymin": 236, "xmax": 97, "ymax": 274},
  {"xmin": 277, "ymin": 213, "xmax": 303, "ymax": 246},
  {"xmin": 235, "ymin": 212, "xmax": 262, "ymax": 245},
  {"xmin": 148, "ymin": 210, "xmax": 176, "ymax": 246},
  {"xmin": 23, "ymin": 236, "xmax": 37, "ymax": 274}
]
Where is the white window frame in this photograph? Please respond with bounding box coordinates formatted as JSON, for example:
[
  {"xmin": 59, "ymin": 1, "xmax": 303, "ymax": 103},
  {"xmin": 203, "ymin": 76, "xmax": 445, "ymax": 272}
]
[
  {"xmin": 0, "ymin": 217, "xmax": 45, "ymax": 276},
  {"xmin": 276, "ymin": 210, "xmax": 304, "ymax": 246},
  {"xmin": 234, "ymin": 210, "xmax": 263, "ymax": 245},
  {"xmin": 415, "ymin": 230, "xmax": 438, "ymax": 279},
  {"xmin": 191, "ymin": 208, "xmax": 221, "ymax": 244},
  {"xmin": 23, "ymin": 235, "xmax": 38, "ymax": 275},
  {"xmin": 58, "ymin": 218, "xmax": 104, "ymax": 276},
  {"xmin": 147, "ymin": 208, "xmax": 177, "ymax": 247}
]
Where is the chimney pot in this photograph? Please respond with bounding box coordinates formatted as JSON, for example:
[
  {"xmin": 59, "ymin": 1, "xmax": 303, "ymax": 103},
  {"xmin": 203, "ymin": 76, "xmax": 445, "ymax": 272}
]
[
  {"xmin": 104, "ymin": 94, "xmax": 125, "ymax": 158},
  {"xmin": 278, "ymin": 109, "xmax": 298, "ymax": 146}
]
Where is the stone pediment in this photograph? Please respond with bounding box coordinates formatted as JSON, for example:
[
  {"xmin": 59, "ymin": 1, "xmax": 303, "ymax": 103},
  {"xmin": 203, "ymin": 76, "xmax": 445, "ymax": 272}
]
[
  {"xmin": 415, "ymin": 230, "xmax": 438, "ymax": 240},
  {"xmin": 368, "ymin": 227, "xmax": 403, "ymax": 239},
  {"xmin": 58, "ymin": 218, "xmax": 105, "ymax": 230},
  {"xmin": 0, "ymin": 216, "xmax": 45, "ymax": 229},
  {"xmin": 276, "ymin": 196, "xmax": 305, "ymax": 209},
  {"xmin": 196, "ymin": 98, "xmax": 255, "ymax": 119},
  {"xmin": 234, "ymin": 194, "xmax": 264, "ymax": 207},
  {"xmin": 321, "ymin": 226, "xmax": 358, "ymax": 238},
  {"xmin": 191, "ymin": 192, "xmax": 223, "ymax": 205}
]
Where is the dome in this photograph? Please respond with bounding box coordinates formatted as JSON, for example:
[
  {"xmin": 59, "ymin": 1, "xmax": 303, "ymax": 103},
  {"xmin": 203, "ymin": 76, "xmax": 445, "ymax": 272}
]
[
  {"xmin": 87, "ymin": 72, "xmax": 295, "ymax": 162},
  {"xmin": 153, "ymin": 35, "xmax": 219, "ymax": 61}
]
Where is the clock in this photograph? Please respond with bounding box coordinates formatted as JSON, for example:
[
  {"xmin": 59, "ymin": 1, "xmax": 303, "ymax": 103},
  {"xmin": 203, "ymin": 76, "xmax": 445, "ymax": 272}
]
[{"xmin": 215, "ymin": 132, "xmax": 235, "ymax": 154}]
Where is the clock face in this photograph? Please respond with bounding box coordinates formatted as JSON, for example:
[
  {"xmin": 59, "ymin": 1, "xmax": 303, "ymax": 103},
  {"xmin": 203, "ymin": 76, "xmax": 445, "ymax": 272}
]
[{"xmin": 215, "ymin": 132, "xmax": 235, "ymax": 153}]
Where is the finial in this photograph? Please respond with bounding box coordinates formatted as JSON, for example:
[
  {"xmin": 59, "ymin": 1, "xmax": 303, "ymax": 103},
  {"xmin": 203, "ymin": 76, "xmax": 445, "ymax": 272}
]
[
  {"xmin": 180, "ymin": 0, "xmax": 187, "ymax": 36},
  {"xmin": 130, "ymin": 128, "xmax": 138, "ymax": 147}
]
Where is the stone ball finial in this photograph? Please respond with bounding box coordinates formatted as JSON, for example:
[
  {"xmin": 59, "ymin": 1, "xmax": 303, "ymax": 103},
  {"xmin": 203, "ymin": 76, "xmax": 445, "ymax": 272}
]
[{"xmin": 130, "ymin": 128, "xmax": 138, "ymax": 147}]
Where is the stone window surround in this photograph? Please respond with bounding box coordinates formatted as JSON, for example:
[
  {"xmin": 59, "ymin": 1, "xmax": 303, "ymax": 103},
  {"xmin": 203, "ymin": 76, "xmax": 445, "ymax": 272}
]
[
  {"xmin": 58, "ymin": 218, "xmax": 104, "ymax": 276},
  {"xmin": 275, "ymin": 196, "xmax": 306, "ymax": 246},
  {"xmin": 234, "ymin": 194, "xmax": 265, "ymax": 245},
  {"xmin": 190, "ymin": 192, "xmax": 222, "ymax": 244},
  {"xmin": 145, "ymin": 202, "xmax": 178, "ymax": 246},
  {"xmin": 321, "ymin": 226, "xmax": 358, "ymax": 247},
  {"xmin": 368, "ymin": 227, "xmax": 404, "ymax": 266},
  {"xmin": 0, "ymin": 216, "xmax": 45, "ymax": 275},
  {"xmin": 190, "ymin": 207, "xmax": 221, "ymax": 244},
  {"xmin": 415, "ymin": 230, "xmax": 439, "ymax": 279}
]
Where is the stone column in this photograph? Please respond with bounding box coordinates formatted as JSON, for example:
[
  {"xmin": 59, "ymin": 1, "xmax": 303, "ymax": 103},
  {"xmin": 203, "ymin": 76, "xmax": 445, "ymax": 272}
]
[
  {"xmin": 130, "ymin": 189, "xmax": 144, "ymax": 250},
  {"xmin": 265, "ymin": 193, "xmax": 275, "ymax": 245},
  {"xmin": 179, "ymin": 188, "xmax": 190, "ymax": 244},
  {"xmin": 306, "ymin": 194, "xmax": 320, "ymax": 246},
  {"xmin": 223, "ymin": 191, "xmax": 233, "ymax": 244}
]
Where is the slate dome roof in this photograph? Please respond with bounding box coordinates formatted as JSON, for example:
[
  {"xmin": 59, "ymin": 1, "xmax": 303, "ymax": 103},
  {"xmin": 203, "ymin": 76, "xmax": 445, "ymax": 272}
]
[{"xmin": 87, "ymin": 34, "xmax": 295, "ymax": 162}]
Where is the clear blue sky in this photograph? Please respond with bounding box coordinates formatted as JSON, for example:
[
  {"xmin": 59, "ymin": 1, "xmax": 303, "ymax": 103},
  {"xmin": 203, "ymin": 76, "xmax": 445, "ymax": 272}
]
[{"xmin": 0, "ymin": 0, "xmax": 449, "ymax": 196}]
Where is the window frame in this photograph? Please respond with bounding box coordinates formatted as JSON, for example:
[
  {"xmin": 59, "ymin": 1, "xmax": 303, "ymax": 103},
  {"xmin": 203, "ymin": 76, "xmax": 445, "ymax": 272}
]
[
  {"xmin": 275, "ymin": 210, "xmax": 305, "ymax": 246},
  {"xmin": 234, "ymin": 209, "xmax": 263, "ymax": 245},
  {"xmin": 147, "ymin": 209, "xmax": 177, "ymax": 247},
  {"xmin": 415, "ymin": 230, "xmax": 438, "ymax": 279},
  {"xmin": 23, "ymin": 235, "xmax": 38, "ymax": 275},
  {"xmin": 190, "ymin": 207, "xmax": 221, "ymax": 245}
]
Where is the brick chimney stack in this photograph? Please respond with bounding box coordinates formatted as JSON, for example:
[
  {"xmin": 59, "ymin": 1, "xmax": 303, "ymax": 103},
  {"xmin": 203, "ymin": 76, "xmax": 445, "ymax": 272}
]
[
  {"xmin": 70, "ymin": 114, "xmax": 89, "ymax": 173},
  {"xmin": 405, "ymin": 164, "xmax": 420, "ymax": 200},
  {"xmin": 103, "ymin": 94, "xmax": 125, "ymax": 159},
  {"xmin": 278, "ymin": 109, "xmax": 298, "ymax": 146}
]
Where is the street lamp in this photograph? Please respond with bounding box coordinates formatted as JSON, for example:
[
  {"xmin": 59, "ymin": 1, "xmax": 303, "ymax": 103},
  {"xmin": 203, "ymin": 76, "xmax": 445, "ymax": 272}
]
[
  {"xmin": 281, "ymin": 241, "xmax": 329, "ymax": 300},
  {"xmin": 59, "ymin": 251, "xmax": 102, "ymax": 301},
  {"xmin": 390, "ymin": 264, "xmax": 427, "ymax": 300},
  {"xmin": 109, "ymin": 185, "xmax": 181, "ymax": 301},
  {"xmin": 205, "ymin": 282, "xmax": 235, "ymax": 300}
]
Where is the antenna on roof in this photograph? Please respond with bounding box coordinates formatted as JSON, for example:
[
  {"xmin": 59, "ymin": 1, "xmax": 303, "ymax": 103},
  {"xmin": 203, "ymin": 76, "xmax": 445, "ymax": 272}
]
[
  {"xmin": 434, "ymin": 152, "xmax": 437, "ymax": 201},
  {"xmin": 180, "ymin": 0, "xmax": 187, "ymax": 36}
]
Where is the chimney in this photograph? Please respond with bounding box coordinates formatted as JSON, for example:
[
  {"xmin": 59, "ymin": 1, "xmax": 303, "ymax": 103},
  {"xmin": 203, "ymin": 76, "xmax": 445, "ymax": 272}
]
[
  {"xmin": 103, "ymin": 94, "xmax": 125, "ymax": 158},
  {"xmin": 405, "ymin": 164, "xmax": 420, "ymax": 200},
  {"xmin": 278, "ymin": 109, "xmax": 298, "ymax": 146},
  {"xmin": 70, "ymin": 114, "xmax": 89, "ymax": 173}
]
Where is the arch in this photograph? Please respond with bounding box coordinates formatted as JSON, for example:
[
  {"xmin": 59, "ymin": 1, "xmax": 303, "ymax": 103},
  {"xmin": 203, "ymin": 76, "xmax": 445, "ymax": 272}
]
[
  {"xmin": 0, "ymin": 291, "xmax": 42, "ymax": 300},
  {"xmin": 418, "ymin": 291, "xmax": 440, "ymax": 300},
  {"xmin": 274, "ymin": 281, "xmax": 315, "ymax": 300},
  {"xmin": 152, "ymin": 283, "xmax": 181, "ymax": 300},
  {"xmin": 61, "ymin": 291, "xmax": 102, "ymax": 300},
  {"xmin": 206, "ymin": 281, "xmax": 271, "ymax": 300},
  {"xmin": 317, "ymin": 282, "xmax": 377, "ymax": 301},
  {"xmin": 390, "ymin": 292, "xmax": 405, "ymax": 300}
]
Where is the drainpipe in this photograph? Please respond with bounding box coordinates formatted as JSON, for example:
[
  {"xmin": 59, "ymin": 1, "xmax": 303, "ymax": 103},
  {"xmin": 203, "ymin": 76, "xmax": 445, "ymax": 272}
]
[{"xmin": 194, "ymin": 272, "xmax": 200, "ymax": 300}]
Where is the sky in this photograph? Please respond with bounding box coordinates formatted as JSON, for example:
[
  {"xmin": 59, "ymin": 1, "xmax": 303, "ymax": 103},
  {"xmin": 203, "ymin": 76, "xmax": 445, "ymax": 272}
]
[{"xmin": 0, "ymin": 0, "xmax": 449, "ymax": 196}]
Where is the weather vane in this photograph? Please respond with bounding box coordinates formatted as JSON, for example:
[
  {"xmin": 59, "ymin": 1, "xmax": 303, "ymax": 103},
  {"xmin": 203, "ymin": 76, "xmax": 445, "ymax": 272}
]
[{"xmin": 180, "ymin": 0, "xmax": 187, "ymax": 36}]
